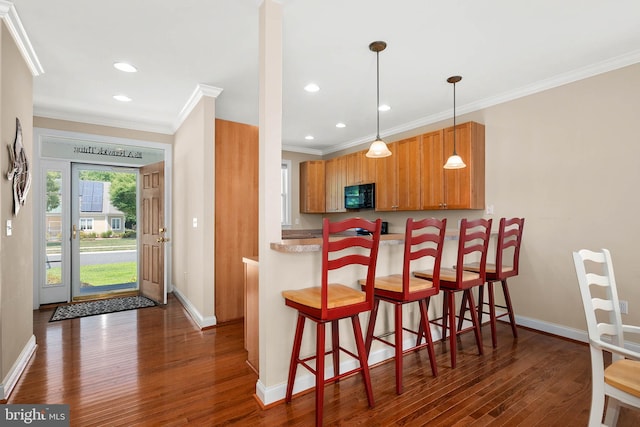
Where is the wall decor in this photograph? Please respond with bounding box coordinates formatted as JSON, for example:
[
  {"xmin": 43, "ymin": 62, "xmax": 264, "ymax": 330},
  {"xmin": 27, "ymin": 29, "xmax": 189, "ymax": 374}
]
[{"xmin": 7, "ymin": 118, "xmax": 31, "ymax": 216}]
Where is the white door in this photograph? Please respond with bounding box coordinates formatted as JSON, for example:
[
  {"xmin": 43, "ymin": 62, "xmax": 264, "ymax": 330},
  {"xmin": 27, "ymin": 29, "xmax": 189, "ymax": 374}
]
[{"xmin": 39, "ymin": 160, "xmax": 71, "ymax": 305}]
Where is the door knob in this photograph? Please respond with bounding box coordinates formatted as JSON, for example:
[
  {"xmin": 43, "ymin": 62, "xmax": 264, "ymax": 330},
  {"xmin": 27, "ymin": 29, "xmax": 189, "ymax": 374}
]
[{"xmin": 157, "ymin": 237, "xmax": 170, "ymax": 243}]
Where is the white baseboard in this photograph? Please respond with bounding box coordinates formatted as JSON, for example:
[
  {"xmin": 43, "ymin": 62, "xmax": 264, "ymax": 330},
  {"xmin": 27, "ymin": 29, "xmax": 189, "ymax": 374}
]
[
  {"xmin": 257, "ymin": 327, "xmax": 443, "ymax": 406},
  {"xmin": 171, "ymin": 287, "xmax": 216, "ymax": 329},
  {"xmin": 255, "ymin": 313, "xmax": 640, "ymax": 406},
  {"xmin": 1, "ymin": 335, "xmax": 36, "ymax": 400}
]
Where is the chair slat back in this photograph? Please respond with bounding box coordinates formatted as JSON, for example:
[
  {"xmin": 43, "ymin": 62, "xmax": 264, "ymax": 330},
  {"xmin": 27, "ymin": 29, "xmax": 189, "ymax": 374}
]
[
  {"xmin": 321, "ymin": 217, "xmax": 382, "ymax": 315},
  {"xmin": 455, "ymin": 218, "xmax": 492, "ymax": 287},
  {"xmin": 402, "ymin": 218, "xmax": 447, "ymax": 297},
  {"xmin": 573, "ymin": 248, "xmax": 625, "ymax": 361},
  {"xmin": 495, "ymin": 217, "xmax": 525, "ymax": 279}
]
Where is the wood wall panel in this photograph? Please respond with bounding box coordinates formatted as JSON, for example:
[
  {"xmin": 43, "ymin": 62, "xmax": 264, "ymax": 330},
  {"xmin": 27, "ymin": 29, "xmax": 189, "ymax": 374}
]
[{"xmin": 215, "ymin": 119, "xmax": 259, "ymax": 322}]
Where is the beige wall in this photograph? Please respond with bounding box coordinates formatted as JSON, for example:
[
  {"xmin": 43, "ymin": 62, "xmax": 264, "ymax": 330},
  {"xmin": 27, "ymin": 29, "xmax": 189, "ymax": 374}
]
[
  {"xmin": 260, "ymin": 62, "xmax": 640, "ymax": 402},
  {"xmin": 172, "ymin": 97, "xmax": 216, "ymax": 321},
  {"xmin": 0, "ymin": 22, "xmax": 34, "ymax": 385},
  {"xmin": 479, "ymin": 63, "xmax": 640, "ymax": 331}
]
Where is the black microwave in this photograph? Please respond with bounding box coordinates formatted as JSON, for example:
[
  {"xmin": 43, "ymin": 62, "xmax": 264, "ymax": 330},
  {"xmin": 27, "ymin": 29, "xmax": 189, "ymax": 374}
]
[{"xmin": 344, "ymin": 183, "xmax": 375, "ymax": 210}]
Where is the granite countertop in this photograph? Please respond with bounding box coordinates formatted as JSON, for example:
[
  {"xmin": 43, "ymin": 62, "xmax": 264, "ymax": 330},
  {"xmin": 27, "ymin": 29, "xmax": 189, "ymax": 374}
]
[
  {"xmin": 272, "ymin": 229, "xmax": 465, "ymax": 253},
  {"xmin": 271, "ymin": 233, "xmax": 405, "ymax": 253}
]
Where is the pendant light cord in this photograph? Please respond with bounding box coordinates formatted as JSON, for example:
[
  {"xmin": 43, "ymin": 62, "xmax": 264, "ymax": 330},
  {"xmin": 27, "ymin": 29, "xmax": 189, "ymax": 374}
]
[
  {"xmin": 452, "ymin": 80, "xmax": 457, "ymax": 155},
  {"xmin": 376, "ymin": 50, "xmax": 380, "ymax": 140}
]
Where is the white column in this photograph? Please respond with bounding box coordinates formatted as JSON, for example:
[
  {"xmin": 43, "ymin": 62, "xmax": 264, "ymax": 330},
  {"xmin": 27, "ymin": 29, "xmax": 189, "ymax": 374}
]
[{"xmin": 257, "ymin": 0, "xmax": 283, "ymax": 399}]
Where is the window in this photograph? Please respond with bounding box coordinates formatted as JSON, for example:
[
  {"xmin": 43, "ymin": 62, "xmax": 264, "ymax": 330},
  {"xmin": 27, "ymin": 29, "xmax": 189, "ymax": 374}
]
[
  {"xmin": 281, "ymin": 160, "xmax": 292, "ymax": 226},
  {"xmin": 79, "ymin": 218, "xmax": 93, "ymax": 231},
  {"xmin": 111, "ymin": 217, "xmax": 122, "ymax": 231}
]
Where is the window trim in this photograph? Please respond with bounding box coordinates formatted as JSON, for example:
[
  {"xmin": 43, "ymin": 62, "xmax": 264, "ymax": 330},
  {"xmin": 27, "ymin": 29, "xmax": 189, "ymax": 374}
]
[
  {"xmin": 79, "ymin": 217, "xmax": 94, "ymax": 231},
  {"xmin": 281, "ymin": 160, "xmax": 292, "ymax": 227},
  {"xmin": 111, "ymin": 217, "xmax": 122, "ymax": 231}
]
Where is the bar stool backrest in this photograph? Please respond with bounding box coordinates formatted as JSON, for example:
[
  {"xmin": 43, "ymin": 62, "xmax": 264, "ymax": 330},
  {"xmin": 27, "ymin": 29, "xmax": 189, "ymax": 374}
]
[
  {"xmin": 495, "ymin": 217, "xmax": 525, "ymax": 279},
  {"xmin": 321, "ymin": 217, "xmax": 382, "ymax": 318},
  {"xmin": 454, "ymin": 218, "xmax": 492, "ymax": 288},
  {"xmin": 401, "ymin": 217, "xmax": 447, "ymax": 298}
]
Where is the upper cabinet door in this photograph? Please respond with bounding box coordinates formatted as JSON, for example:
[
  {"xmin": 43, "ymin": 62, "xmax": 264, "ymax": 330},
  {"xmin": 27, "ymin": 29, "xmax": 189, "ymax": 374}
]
[
  {"xmin": 299, "ymin": 160, "xmax": 325, "ymax": 213},
  {"xmin": 396, "ymin": 136, "xmax": 422, "ymax": 210},
  {"xmin": 325, "ymin": 156, "xmax": 346, "ymax": 213},
  {"xmin": 420, "ymin": 130, "xmax": 445, "ymax": 210},
  {"xmin": 374, "ymin": 142, "xmax": 398, "ymax": 211},
  {"xmin": 346, "ymin": 150, "xmax": 376, "ymax": 186},
  {"xmin": 442, "ymin": 122, "xmax": 485, "ymax": 209}
]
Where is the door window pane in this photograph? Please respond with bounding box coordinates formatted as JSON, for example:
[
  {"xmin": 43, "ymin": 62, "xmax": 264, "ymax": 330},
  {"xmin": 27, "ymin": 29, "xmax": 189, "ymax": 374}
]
[{"xmin": 45, "ymin": 170, "xmax": 62, "ymax": 287}]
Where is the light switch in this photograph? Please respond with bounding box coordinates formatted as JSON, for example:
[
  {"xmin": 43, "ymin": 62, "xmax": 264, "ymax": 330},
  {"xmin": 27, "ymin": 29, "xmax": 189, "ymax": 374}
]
[
  {"xmin": 6, "ymin": 219, "xmax": 12, "ymax": 236},
  {"xmin": 192, "ymin": 217, "xmax": 198, "ymax": 228}
]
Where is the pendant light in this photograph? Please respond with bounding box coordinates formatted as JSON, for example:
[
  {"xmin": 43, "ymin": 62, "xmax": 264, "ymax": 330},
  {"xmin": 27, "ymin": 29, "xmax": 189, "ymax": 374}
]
[
  {"xmin": 366, "ymin": 41, "xmax": 392, "ymax": 158},
  {"xmin": 443, "ymin": 75, "xmax": 466, "ymax": 169}
]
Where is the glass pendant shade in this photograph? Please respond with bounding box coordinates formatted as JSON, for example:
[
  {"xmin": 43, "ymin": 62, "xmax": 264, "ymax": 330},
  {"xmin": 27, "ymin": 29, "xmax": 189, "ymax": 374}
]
[
  {"xmin": 366, "ymin": 137, "xmax": 392, "ymax": 158},
  {"xmin": 443, "ymin": 154, "xmax": 466, "ymax": 169}
]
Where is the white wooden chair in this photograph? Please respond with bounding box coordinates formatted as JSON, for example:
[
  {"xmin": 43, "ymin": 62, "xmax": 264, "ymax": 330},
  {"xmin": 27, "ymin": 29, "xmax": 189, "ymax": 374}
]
[{"xmin": 573, "ymin": 248, "xmax": 640, "ymax": 426}]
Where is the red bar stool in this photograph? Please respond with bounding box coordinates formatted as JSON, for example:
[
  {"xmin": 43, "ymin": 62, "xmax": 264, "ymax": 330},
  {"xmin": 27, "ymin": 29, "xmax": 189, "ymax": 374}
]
[
  {"xmin": 462, "ymin": 217, "xmax": 525, "ymax": 348},
  {"xmin": 281, "ymin": 217, "xmax": 382, "ymax": 427},
  {"xmin": 414, "ymin": 218, "xmax": 492, "ymax": 368},
  {"xmin": 360, "ymin": 218, "xmax": 447, "ymax": 394}
]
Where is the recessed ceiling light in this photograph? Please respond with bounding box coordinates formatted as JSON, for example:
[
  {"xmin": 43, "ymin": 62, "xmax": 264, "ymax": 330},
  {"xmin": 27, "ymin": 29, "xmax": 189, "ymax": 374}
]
[
  {"xmin": 336, "ymin": 123, "xmax": 346, "ymax": 128},
  {"xmin": 378, "ymin": 104, "xmax": 391, "ymax": 112},
  {"xmin": 113, "ymin": 62, "xmax": 138, "ymax": 73},
  {"xmin": 305, "ymin": 135, "xmax": 314, "ymax": 140},
  {"xmin": 113, "ymin": 94, "xmax": 132, "ymax": 102},
  {"xmin": 304, "ymin": 83, "xmax": 320, "ymax": 93}
]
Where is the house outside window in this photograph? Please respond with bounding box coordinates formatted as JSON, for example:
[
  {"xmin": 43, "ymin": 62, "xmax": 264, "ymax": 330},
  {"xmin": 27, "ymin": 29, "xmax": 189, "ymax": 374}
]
[
  {"xmin": 111, "ymin": 217, "xmax": 122, "ymax": 231},
  {"xmin": 80, "ymin": 218, "xmax": 94, "ymax": 231}
]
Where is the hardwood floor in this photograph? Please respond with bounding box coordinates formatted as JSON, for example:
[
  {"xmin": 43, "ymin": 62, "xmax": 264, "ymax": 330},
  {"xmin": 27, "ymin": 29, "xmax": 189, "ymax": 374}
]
[{"xmin": 7, "ymin": 294, "xmax": 640, "ymax": 426}]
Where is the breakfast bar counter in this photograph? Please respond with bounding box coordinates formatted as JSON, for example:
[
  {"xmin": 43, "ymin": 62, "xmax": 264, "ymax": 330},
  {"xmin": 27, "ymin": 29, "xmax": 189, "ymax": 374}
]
[{"xmin": 271, "ymin": 230, "xmax": 463, "ymax": 253}]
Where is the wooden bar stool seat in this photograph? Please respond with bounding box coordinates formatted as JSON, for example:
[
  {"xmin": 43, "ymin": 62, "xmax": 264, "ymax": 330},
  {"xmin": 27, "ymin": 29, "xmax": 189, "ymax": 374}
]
[
  {"xmin": 282, "ymin": 217, "xmax": 382, "ymax": 427},
  {"xmin": 360, "ymin": 218, "xmax": 446, "ymax": 394}
]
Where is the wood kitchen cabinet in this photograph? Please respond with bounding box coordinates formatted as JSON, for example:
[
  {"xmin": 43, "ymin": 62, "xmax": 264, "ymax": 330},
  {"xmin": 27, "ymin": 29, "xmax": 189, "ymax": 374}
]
[
  {"xmin": 346, "ymin": 150, "xmax": 376, "ymax": 185},
  {"xmin": 375, "ymin": 136, "xmax": 422, "ymax": 211},
  {"xmin": 299, "ymin": 160, "xmax": 325, "ymax": 213},
  {"xmin": 421, "ymin": 121, "xmax": 485, "ymax": 210},
  {"xmin": 325, "ymin": 156, "xmax": 347, "ymax": 212}
]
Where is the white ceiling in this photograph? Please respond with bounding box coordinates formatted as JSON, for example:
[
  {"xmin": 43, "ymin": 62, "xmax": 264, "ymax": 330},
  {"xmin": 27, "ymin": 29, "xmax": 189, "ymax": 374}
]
[{"xmin": 10, "ymin": 0, "xmax": 640, "ymax": 155}]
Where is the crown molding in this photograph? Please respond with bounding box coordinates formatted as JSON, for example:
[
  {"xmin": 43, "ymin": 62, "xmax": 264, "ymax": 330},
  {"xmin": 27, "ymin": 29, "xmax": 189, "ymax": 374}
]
[
  {"xmin": 321, "ymin": 49, "xmax": 640, "ymax": 156},
  {"xmin": 281, "ymin": 144, "xmax": 323, "ymax": 156},
  {"xmin": 0, "ymin": 0, "xmax": 43, "ymax": 76},
  {"xmin": 34, "ymin": 105, "xmax": 174, "ymax": 135},
  {"xmin": 174, "ymin": 83, "xmax": 223, "ymax": 131}
]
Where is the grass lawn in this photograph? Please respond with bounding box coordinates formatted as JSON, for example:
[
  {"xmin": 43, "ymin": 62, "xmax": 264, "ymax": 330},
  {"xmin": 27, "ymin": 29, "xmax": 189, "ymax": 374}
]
[
  {"xmin": 46, "ymin": 238, "xmax": 137, "ymax": 254},
  {"xmin": 46, "ymin": 262, "xmax": 137, "ymax": 286}
]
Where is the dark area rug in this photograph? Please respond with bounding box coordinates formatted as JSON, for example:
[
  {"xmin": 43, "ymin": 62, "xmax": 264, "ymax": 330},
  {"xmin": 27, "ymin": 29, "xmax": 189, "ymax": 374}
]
[{"xmin": 50, "ymin": 296, "xmax": 157, "ymax": 322}]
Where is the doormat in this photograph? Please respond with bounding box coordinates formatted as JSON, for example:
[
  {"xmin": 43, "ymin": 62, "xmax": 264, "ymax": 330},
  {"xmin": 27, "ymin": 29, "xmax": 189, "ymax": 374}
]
[{"xmin": 50, "ymin": 296, "xmax": 157, "ymax": 322}]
